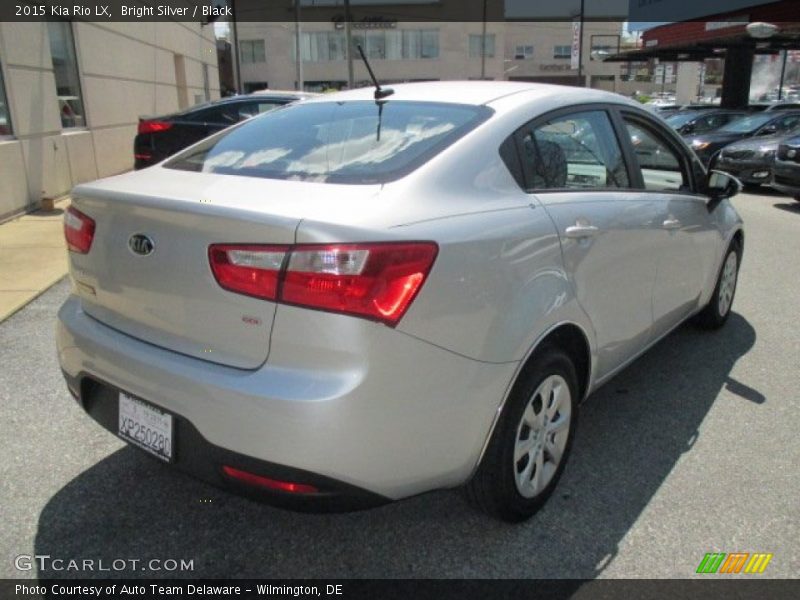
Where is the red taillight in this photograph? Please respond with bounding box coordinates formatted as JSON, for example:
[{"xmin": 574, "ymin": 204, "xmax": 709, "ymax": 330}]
[
  {"xmin": 137, "ymin": 119, "xmax": 173, "ymax": 135},
  {"xmin": 208, "ymin": 245, "xmax": 288, "ymax": 301},
  {"xmin": 64, "ymin": 206, "xmax": 95, "ymax": 254},
  {"xmin": 222, "ymin": 465, "xmax": 318, "ymax": 494},
  {"xmin": 282, "ymin": 243, "xmax": 438, "ymax": 326},
  {"xmin": 208, "ymin": 242, "xmax": 438, "ymax": 326}
]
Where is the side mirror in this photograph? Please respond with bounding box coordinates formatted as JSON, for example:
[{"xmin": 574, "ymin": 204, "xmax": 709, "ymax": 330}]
[
  {"xmin": 680, "ymin": 123, "xmax": 695, "ymax": 135},
  {"xmin": 758, "ymin": 125, "xmax": 777, "ymax": 136},
  {"xmin": 706, "ymin": 169, "xmax": 742, "ymax": 204}
]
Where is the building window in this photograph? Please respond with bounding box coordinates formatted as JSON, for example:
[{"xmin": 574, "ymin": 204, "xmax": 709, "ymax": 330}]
[
  {"xmin": 553, "ymin": 45, "xmax": 572, "ymax": 59},
  {"xmin": 47, "ymin": 22, "xmax": 85, "ymax": 128},
  {"xmin": 514, "ymin": 45, "xmax": 534, "ymax": 59},
  {"xmin": 0, "ymin": 59, "xmax": 11, "ymax": 136},
  {"xmin": 240, "ymin": 40, "xmax": 266, "ymax": 64},
  {"xmin": 297, "ymin": 29, "xmax": 438, "ymax": 62},
  {"xmin": 469, "ymin": 34, "xmax": 495, "ymax": 58}
]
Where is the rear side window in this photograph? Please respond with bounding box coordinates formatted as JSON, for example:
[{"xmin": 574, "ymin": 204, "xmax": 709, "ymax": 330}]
[
  {"xmin": 238, "ymin": 101, "xmax": 287, "ymax": 119},
  {"xmin": 517, "ymin": 110, "xmax": 630, "ymax": 190},
  {"xmin": 165, "ymin": 101, "xmax": 491, "ymax": 184},
  {"xmin": 186, "ymin": 105, "xmax": 239, "ymax": 125}
]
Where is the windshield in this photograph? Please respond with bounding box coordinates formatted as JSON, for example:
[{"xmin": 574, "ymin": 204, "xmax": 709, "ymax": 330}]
[
  {"xmin": 165, "ymin": 100, "xmax": 491, "ymax": 184},
  {"xmin": 718, "ymin": 114, "xmax": 773, "ymax": 134},
  {"xmin": 665, "ymin": 112, "xmax": 700, "ymax": 127}
]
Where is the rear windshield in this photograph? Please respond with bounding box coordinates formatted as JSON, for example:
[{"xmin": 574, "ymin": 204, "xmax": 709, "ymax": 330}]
[{"xmin": 164, "ymin": 100, "xmax": 492, "ymax": 184}]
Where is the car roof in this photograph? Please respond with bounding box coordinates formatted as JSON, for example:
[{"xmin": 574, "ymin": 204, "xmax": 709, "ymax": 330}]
[{"xmin": 302, "ymin": 81, "xmax": 637, "ymax": 110}]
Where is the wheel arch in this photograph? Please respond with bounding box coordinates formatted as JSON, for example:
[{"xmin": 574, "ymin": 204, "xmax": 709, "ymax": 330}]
[{"xmin": 471, "ymin": 321, "xmax": 593, "ymax": 478}]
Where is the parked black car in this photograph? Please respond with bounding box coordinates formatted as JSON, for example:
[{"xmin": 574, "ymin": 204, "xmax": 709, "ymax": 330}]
[
  {"xmin": 771, "ymin": 134, "xmax": 800, "ymax": 201},
  {"xmin": 713, "ymin": 127, "xmax": 800, "ymax": 186},
  {"xmin": 686, "ymin": 111, "xmax": 800, "ymax": 166},
  {"xmin": 665, "ymin": 109, "xmax": 748, "ymax": 136},
  {"xmin": 134, "ymin": 91, "xmax": 314, "ymax": 169}
]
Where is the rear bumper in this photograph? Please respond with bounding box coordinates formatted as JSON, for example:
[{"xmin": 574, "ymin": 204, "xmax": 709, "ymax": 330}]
[
  {"xmin": 63, "ymin": 370, "xmax": 387, "ymax": 511},
  {"xmin": 57, "ymin": 295, "xmax": 517, "ymax": 503}
]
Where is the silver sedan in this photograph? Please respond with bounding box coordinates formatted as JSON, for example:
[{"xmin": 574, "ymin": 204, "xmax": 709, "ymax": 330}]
[{"xmin": 57, "ymin": 82, "xmax": 743, "ymax": 521}]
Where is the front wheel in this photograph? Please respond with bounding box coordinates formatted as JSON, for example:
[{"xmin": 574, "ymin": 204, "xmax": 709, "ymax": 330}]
[
  {"xmin": 695, "ymin": 239, "xmax": 741, "ymax": 329},
  {"xmin": 465, "ymin": 346, "xmax": 578, "ymax": 522}
]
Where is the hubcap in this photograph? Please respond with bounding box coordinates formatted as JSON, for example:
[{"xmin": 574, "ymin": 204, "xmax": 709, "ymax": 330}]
[
  {"xmin": 513, "ymin": 374, "xmax": 572, "ymax": 498},
  {"xmin": 718, "ymin": 251, "xmax": 738, "ymax": 317}
]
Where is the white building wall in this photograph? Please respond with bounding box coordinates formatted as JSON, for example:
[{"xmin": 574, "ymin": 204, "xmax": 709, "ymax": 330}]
[{"xmin": 0, "ymin": 20, "xmax": 219, "ymax": 221}]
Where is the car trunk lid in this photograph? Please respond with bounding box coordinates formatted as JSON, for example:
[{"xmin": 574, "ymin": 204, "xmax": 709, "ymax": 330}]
[{"xmin": 68, "ymin": 170, "xmax": 381, "ymax": 369}]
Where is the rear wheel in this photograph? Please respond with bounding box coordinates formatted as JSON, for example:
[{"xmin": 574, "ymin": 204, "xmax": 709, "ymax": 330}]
[
  {"xmin": 466, "ymin": 346, "xmax": 578, "ymax": 522},
  {"xmin": 695, "ymin": 239, "xmax": 741, "ymax": 329}
]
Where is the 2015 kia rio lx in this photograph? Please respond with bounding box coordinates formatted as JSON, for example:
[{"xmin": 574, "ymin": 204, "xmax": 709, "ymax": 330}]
[{"xmin": 57, "ymin": 82, "xmax": 744, "ymax": 521}]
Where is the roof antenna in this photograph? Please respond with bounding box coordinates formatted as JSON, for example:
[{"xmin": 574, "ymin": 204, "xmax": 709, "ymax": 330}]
[
  {"xmin": 356, "ymin": 44, "xmax": 395, "ymax": 101},
  {"xmin": 355, "ymin": 44, "xmax": 393, "ymax": 142}
]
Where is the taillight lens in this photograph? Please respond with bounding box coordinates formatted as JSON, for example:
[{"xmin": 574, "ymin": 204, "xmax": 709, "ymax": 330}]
[
  {"xmin": 208, "ymin": 245, "xmax": 288, "ymax": 301},
  {"xmin": 137, "ymin": 119, "xmax": 173, "ymax": 135},
  {"xmin": 283, "ymin": 243, "xmax": 437, "ymax": 325},
  {"xmin": 208, "ymin": 242, "xmax": 438, "ymax": 326},
  {"xmin": 64, "ymin": 206, "xmax": 95, "ymax": 254}
]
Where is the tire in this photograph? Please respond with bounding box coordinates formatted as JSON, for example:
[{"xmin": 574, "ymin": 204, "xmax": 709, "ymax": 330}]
[
  {"xmin": 465, "ymin": 346, "xmax": 578, "ymax": 522},
  {"xmin": 694, "ymin": 239, "xmax": 741, "ymax": 329}
]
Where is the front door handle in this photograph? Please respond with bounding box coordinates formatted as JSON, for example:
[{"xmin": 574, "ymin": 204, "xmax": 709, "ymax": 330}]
[
  {"xmin": 663, "ymin": 218, "xmax": 682, "ymax": 230},
  {"xmin": 565, "ymin": 224, "xmax": 599, "ymax": 239}
]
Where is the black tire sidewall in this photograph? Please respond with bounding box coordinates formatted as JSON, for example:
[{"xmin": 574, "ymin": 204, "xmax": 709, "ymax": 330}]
[
  {"xmin": 493, "ymin": 349, "xmax": 579, "ymax": 520},
  {"xmin": 710, "ymin": 242, "xmax": 742, "ymax": 323}
]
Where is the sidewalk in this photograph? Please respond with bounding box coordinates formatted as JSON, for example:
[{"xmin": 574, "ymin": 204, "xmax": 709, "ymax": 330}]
[{"xmin": 0, "ymin": 198, "xmax": 70, "ymax": 322}]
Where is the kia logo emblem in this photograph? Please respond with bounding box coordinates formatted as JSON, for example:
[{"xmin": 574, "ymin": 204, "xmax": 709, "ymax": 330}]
[{"xmin": 128, "ymin": 234, "xmax": 155, "ymax": 256}]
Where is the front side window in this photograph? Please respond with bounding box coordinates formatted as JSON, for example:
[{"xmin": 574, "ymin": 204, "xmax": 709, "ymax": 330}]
[
  {"xmin": 47, "ymin": 22, "xmax": 85, "ymax": 128},
  {"xmin": 165, "ymin": 101, "xmax": 491, "ymax": 184},
  {"xmin": 517, "ymin": 110, "xmax": 630, "ymax": 190},
  {"xmin": 240, "ymin": 40, "xmax": 266, "ymax": 64},
  {"xmin": 469, "ymin": 34, "xmax": 495, "ymax": 58},
  {"xmin": 0, "ymin": 58, "xmax": 11, "ymax": 136},
  {"xmin": 622, "ymin": 118, "xmax": 689, "ymax": 192}
]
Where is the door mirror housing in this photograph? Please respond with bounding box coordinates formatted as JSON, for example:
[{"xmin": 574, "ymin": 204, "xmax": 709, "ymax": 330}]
[
  {"xmin": 680, "ymin": 123, "xmax": 695, "ymax": 135},
  {"xmin": 758, "ymin": 125, "xmax": 777, "ymax": 136},
  {"xmin": 706, "ymin": 169, "xmax": 742, "ymax": 204}
]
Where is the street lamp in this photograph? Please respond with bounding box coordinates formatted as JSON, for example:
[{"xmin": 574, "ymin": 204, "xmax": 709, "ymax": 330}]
[{"xmin": 746, "ymin": 22, "xmax": 779, "ymax": 39}]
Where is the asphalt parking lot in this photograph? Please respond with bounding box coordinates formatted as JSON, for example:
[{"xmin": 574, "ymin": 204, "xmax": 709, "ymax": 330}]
[{"xmin": 0, "ymin": 190, "xmax": 798, "ymax": 580}]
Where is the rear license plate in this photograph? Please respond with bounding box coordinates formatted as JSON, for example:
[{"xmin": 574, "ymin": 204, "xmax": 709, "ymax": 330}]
[{"xmin": 118, "ymin": 392, "xmax": 173, "ymax": 462}]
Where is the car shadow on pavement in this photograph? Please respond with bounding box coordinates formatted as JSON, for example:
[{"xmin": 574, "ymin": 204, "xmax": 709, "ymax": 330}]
[
  {"xmin": 773, "ymin": 201, "xmax": 800, "ymax": 214},
  {"xmin": 34, "ymin": 313, "xmax": 758, "ymax": 580}
]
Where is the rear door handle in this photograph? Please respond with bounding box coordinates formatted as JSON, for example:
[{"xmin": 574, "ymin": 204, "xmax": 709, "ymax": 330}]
[
  {"xmin": 662, "ymin": 218, "xmax": 682, "ymax": 230},
  {"xmin": 564, "ymin": 224, "xmax": 599, "ymax": 239}
]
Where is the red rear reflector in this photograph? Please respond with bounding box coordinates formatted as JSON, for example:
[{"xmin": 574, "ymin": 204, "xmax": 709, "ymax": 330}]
[
  {"xmin": 282, "ymin": 243, "xmax": 438, "ymax": 326},
  {"xmin": 222, "ymin": 465, "xmax": 318, "ymax": 494},
  {"xmin": 208, "ymin": 245, "xmax": 288, "ymax": 301},
  {"xmin": 64, "ymin": 206, "xmax": 95, "ymax": 254},
  {"xmin": 137, "ymin": 120, "xmax": 173, "ymax": 135},
  {"xmin": 134, "ymin": 153, "xmax": 153, "ymax": 160}
]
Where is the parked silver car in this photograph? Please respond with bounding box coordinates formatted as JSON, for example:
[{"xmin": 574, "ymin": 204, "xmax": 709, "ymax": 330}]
[{"xmin": 57, "ymin": 82, "xmax": 744, "ymax": 521}]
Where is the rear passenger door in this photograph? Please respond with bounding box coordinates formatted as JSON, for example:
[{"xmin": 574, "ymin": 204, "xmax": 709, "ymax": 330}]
[{"xmin": 512, "ymin": 106, "xmax": 661, "ymax": 380}]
